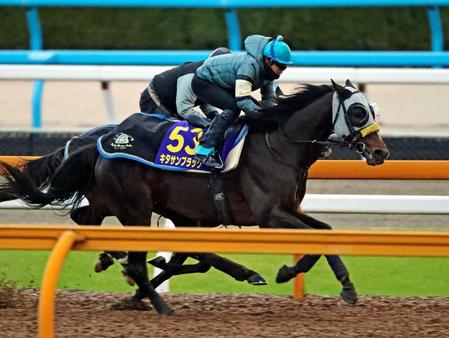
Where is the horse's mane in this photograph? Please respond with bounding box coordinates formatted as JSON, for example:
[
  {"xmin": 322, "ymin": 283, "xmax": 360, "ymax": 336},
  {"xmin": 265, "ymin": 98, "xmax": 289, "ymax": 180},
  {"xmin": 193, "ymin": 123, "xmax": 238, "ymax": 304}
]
[{"xmin": 247, "ymin": 84, "xmax": 333, "ymax": 132}]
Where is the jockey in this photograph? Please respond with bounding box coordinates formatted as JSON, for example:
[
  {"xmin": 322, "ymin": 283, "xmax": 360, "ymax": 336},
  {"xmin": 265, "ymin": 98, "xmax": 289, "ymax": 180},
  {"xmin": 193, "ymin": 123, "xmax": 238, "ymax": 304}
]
[
  {"xmin": 192, "ymin": 35, "xmax": 293, "ymax": 169},
  {"xmin": 139, "ymin": 47, "xmax": 231, "ymax": 128}
]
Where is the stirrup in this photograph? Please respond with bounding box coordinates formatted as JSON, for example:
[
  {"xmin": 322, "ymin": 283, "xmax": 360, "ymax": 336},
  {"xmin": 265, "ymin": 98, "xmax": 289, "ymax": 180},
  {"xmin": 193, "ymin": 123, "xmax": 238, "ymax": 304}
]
[
  {"xmin": 195, "ymin": 145, "xmax": 215, "ymax": 156},
  {"xmin": 195, "ymin": 152, "xmax": 224, "ymax": 170}
]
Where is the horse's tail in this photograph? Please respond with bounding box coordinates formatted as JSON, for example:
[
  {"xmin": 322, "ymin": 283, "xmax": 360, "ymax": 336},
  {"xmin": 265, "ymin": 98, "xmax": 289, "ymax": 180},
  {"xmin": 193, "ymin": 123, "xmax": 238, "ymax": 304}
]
[
  {"xmin": 23, "ymin": 147, "xmax": 65, "ymax": 188},
  {"xmin": 0, "ymin": 150, "xmax": 60, "ymax": 203},
  {"xmin": 0, "ymin": 144, "xmax": 98, "ymax": 208}
]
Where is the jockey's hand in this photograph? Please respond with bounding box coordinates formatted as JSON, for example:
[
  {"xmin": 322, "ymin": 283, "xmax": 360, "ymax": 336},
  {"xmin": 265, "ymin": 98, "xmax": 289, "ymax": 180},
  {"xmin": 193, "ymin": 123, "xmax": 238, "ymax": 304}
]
[
  {"xmin": 205, "ymin": 110, "xmax": 220, "ymax": 120},
  {"xmin": 156, "ymin": 104, "xmax": 174, "ymax": 117},
  {"xmin": 275, "ymin": 86, "xmax": 285, "ymax": 97},
  {"xmin": 260, "ymin": 97, "xmax": 278, "ymax": 109}
]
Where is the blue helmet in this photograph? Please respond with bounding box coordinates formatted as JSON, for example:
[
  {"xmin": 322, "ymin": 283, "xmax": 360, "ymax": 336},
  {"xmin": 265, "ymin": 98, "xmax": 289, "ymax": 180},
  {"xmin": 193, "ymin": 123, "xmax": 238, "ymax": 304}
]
[{"xmin": 263, "ymin": 35, "xmax": 293, "ymax": 65}]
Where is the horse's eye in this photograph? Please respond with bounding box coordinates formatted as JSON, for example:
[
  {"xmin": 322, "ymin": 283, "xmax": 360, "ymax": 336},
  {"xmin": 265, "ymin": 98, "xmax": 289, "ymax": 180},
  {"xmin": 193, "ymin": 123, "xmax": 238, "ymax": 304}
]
[{"xmin": 348, "ymin": 104, "xmax": 369, "ymax": 127}]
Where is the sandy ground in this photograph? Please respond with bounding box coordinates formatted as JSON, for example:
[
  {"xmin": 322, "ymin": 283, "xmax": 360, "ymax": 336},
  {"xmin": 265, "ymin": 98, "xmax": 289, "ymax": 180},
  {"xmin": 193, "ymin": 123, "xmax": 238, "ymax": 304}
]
[
  {"xmin": 1, "ymin": 290, "xmax": 449, "ymax": 337},
  {"xmin": 1, "ymin": 81, "xmax": 449, "ymax": 136}
]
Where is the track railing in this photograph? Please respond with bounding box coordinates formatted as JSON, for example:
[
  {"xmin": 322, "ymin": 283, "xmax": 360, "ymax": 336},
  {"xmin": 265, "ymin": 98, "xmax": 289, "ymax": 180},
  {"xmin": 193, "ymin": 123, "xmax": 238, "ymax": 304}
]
[
  {"xmin": 2, "ymin": 157, "xmax": 449, "ymax": 179},
  {"xmin": 2, "ymin": 158, "xmax": 449, "ymax": 213},
  {"xmin": 2, "ymin": 225, "xmax": 449, "ymax": 338},
  {"xmin": 1, "ymin": 0, "xmax": 449, "ymax": 127}
]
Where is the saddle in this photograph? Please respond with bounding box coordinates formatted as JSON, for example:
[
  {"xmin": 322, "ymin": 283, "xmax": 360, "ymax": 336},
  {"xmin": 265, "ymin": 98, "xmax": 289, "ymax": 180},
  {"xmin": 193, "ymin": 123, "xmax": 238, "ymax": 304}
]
[{"xmin": 97, "ymin": 112, "xmax": 248, "ymax": 173}]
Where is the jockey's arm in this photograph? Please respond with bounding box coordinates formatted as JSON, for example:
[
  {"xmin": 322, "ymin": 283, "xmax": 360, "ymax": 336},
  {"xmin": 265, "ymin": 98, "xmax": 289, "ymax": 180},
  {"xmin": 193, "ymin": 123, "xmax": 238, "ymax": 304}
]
[
  {"xmin": 176, "ymin": 74, "xmax": 211, "ymax": 128},
  {"xmin": 235, "ymin": 77, "xmax": 263, "ymax": 120},
  {"xmin": 260, "ymin": 81, "xmax": 278, "ymax": 108},
  {"xmin": 199, "ymin": 103, "xmax": 220, "ymax": 120}
]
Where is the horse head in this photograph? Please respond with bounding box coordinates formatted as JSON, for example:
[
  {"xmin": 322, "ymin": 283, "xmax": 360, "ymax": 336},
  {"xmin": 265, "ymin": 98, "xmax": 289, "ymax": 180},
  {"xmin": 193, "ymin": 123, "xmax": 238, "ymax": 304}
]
[{"xmin": 331, "ymin": 79, "xmax": 389, "ymax": 165}]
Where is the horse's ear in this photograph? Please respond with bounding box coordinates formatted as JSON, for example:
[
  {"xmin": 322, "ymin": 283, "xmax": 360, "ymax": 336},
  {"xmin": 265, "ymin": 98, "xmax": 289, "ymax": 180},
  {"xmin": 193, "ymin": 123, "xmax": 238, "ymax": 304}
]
[
  {"xmin": 345, "ymin": 79, "xmax": 356, "ymax": 88},
  {"xmin": 331, "ymin": 79, "xmax": 345, "ymax": 96}
]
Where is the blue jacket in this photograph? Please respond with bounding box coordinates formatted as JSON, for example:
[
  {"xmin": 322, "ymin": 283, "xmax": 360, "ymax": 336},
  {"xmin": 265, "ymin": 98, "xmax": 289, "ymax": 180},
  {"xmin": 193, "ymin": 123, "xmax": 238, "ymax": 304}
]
[{"xmin": 195, "ymin": 35, "xmax": 276, "ymax": 116}]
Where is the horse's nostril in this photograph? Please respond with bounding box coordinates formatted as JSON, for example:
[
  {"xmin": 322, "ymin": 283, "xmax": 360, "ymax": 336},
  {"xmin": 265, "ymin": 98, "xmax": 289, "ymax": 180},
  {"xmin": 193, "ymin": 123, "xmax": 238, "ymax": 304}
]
[{"xmin": 374, "ymin": 148, "xmax": 390, "ymax": 159}]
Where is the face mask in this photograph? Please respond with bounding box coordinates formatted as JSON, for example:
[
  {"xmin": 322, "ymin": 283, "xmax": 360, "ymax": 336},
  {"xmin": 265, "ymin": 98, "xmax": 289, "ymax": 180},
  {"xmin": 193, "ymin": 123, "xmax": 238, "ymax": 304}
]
[{"xmin": 263, "ymin": 60, "xmax": 280, "ymax": 80}]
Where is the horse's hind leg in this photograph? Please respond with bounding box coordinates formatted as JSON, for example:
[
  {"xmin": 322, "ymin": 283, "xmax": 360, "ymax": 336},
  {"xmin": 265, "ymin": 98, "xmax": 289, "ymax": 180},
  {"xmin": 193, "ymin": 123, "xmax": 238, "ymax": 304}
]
[
  {"xmin": 150, "ymin": 253, "xmax": 267, "ymax": 286},
  {"xmin": 97, "ymin": 163, "xmax": 172, "ymax": 315},
  {"xmin": 69, "ymin": 202, "xmax": 128, "ymax": 275},
  {"xmin": 149, "ymin": 253, "xmax": 189, "ymax": 291},
  {"xmin": 149, "ymin": 213, "xmax": 267, "ymax": 286},
  {"xmin": 192, "ymin": 253, "xmax": 267, "ymax": 285}
]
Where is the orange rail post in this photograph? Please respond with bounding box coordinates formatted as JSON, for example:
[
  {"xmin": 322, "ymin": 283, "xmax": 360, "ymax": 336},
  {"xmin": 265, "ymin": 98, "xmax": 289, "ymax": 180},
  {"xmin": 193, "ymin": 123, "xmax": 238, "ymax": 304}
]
[
  {"xmin": 2, "ymin": 157, "xmax": 449, "ymax": 179},
  {"xmin": 309, "ymin": 160, "xmax": 449, "ymax": 180},
  {"xmin": 38, "ymin": 230, "xmax": 81, "ymax": 338},
  {"xmin": 0, "ymin": 156, "xmax": 39, "ymax": 166},
  {"xmin": 293, "ymin": 254, "xmax": 304, "ymax": 299}
]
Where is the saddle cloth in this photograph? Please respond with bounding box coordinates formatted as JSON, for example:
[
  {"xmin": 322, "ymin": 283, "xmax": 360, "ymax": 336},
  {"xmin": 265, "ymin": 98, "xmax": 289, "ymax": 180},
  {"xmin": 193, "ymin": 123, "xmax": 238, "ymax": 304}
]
[
  {"xmin": 97, "ymin": 112, "xmax": 248, "ymax": 173},
  {"xmin": 64, "ymin": 124, "xmax": 117, "ymax": 160}
]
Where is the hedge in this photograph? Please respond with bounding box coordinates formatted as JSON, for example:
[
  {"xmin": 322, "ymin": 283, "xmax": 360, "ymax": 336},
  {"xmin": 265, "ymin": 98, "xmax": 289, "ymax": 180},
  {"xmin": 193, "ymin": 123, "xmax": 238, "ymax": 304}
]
[{"xmin": 0, "ymin": 7, "xmax": 448, "ymax": 50}]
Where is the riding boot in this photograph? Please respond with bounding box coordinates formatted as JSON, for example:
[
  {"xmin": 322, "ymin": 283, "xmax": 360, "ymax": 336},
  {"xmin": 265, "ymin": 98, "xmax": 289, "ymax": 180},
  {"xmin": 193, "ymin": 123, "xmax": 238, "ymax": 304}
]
[
  {"xmin": 201, "ymin": 109, "xmax": 239, "ymax": 148},
  {"xmin": 195, "ymin": 109, "xmax": 239, "ymax": 169}
]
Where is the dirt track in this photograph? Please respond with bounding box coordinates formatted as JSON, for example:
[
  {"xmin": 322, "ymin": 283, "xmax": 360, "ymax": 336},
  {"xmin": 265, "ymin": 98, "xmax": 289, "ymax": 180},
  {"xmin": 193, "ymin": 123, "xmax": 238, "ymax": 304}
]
[{"xmin": 2, "ymin": 289, "xmax": 449, "ymax": 337}]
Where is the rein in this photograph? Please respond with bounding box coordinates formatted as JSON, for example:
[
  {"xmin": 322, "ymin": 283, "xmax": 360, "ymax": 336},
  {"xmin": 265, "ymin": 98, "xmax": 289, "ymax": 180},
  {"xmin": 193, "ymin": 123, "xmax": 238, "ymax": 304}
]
[
  {"xmin": 277, "ymin": 123, "xmax": 343, "ymax": 146},
  {"xmin": 264, "ymin": 87, "xmax": 381, "ymax": 166},
  {"xmin": 264, "ymin": 132, "xmax": 300, "ymax": 169}
]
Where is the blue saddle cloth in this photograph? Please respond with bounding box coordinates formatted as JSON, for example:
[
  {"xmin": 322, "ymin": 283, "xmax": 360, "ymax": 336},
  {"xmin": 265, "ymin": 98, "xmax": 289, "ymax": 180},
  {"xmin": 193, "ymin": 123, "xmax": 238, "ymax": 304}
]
[
  {"xmin": 64, "ymin": 124, "xmax": 117, "ymax": 160},
  {"xmin": 97, "ymin": 112, "xmax": 248, "ymax": 173}
]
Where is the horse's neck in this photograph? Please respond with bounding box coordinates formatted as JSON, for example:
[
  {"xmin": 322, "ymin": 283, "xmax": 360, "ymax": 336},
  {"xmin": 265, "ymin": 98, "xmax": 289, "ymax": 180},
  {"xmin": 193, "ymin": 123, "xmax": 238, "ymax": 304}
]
[
  {"xmin": 248, "ymin": 93, "xmax": 333, "ymax": 174},
  {"xmin": 283, "ymin": 92, "xmax": 333, "ymax": 141}
]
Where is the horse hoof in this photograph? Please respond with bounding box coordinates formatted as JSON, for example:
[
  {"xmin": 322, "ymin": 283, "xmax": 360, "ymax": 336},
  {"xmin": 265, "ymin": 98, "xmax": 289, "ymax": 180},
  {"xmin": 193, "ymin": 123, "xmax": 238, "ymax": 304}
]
[
  {"xmin": 122, "ymin": 272, "xmax": 136, "ymax": 286},
  {"xmin": 340, "ymin": 284, "xmax": 358, "ymax": 305},
  {"xmin": 160, "ymin": 307, "xmax": 175, "ymax": 316},
  {"xmin": 276, "ymin": 265, "xmax": 296, "ymax": 284},
  {"xmin": 153, "ymin": 301, "xmax": 175, "ymax": 315},
  {"xmin": 94, "ymin": 253, "xmax": 114, "ymax": 273},
  {"xmin": 247, "ymin": 273, "xmax": 268, "ymax": 286},
  {"xmin": 147, "ymin": 256, "xmax": 167, "ymax": 270}
]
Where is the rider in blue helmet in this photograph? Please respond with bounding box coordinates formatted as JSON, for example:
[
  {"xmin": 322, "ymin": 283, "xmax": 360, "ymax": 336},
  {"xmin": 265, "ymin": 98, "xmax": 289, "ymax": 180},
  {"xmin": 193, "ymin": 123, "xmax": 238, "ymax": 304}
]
[
  {"xmin": 263, "ymin": 35, "xmax": 294, "ymax": 66},
  {"xmin": 192, "ymin": 35, "xmax": 293, "ymax": 169},
  {"xmin": 138, "ymin": 47, "xmax": 231, "ymax": 128}
]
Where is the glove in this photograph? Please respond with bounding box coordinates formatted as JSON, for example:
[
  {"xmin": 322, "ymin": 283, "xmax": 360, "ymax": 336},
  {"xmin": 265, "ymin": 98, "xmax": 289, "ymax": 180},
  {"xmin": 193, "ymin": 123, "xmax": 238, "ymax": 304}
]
[
  {"xmin": 205, "ymin": 110, "xmax": 220, "ymax": 120},
  {"xmin": 260, "ymin": 97, "xmax": 278, "ymax": 109}
]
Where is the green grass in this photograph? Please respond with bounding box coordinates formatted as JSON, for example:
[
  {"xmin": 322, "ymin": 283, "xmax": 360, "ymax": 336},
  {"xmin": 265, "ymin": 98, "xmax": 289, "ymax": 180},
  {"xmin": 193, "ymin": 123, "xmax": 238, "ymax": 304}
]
[{"xmin": 1, "ymin": 250, "xmax": 449, "ymax": 297}]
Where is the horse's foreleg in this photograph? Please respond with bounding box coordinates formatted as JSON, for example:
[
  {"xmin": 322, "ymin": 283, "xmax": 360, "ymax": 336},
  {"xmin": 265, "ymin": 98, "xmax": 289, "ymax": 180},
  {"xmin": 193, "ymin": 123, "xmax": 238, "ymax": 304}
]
[
  {"xmin": 261, "ymin": 206, "xmax": 357, "ymax": 303},
  {"xmin": 260, "ymin": 207, "xmax": 323, "ymax": 284},
  {"xmin": 294, "ymin": 212, "xmax": 358, "ymax": 304}
]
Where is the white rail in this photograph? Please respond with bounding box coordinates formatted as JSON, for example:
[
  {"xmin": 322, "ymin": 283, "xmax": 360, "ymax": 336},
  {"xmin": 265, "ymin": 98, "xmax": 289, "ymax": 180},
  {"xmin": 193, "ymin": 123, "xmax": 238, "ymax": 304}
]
[
  {"xmin": 2, "ymin": 65, "xmax": 449, "ymax": 84},
  {"xmin": 2, "ymin": 194, "xmax": 449, "ymax": 214}
]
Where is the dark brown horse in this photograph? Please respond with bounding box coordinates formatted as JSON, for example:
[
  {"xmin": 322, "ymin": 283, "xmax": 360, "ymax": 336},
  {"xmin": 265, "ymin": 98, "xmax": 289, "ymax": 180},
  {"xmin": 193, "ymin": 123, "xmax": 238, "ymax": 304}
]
[
  {"xmin": 0, "ymin": 131, "xmax": 267, "ymax": 288},
  {"xmin": 0, "ymin": 80, "xmax": 389, "ymax": 314}
]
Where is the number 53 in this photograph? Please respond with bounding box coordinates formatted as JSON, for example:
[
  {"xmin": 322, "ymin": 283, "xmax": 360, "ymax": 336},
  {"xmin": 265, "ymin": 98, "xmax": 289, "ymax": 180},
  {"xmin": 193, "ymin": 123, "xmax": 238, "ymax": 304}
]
[{"xmin": 167, "ymin": 126, "xmax": 203, "ymax": 155}]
